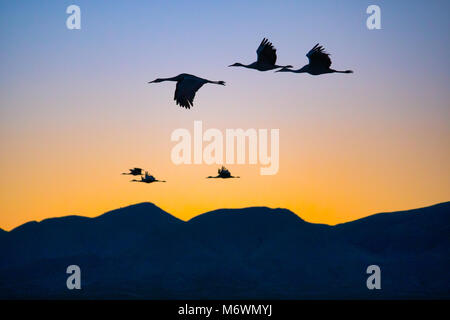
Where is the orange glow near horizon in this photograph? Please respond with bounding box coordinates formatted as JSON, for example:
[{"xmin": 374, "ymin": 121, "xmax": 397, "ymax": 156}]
[{"xmin": 1, "ymin": 97, "xmax": 449, "ymax": 231}]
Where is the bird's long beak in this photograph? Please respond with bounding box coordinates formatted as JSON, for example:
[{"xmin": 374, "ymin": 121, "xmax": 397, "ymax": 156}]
[{"xmin": 148, "ymin": 80, "xmax": 156, "ymax": 83}]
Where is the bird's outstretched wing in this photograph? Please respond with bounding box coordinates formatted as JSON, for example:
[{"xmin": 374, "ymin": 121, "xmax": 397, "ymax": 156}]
[
  {"xmin": 306, "ymin": 44, "xmax": 332, "ymax": 68},
  {"xmin": 256, "ymin": 38, "xmax": 277, "ymax": 66},
  {"xmin": 174, "ymin": 78, "xmax": 205, "ymax": 109}
]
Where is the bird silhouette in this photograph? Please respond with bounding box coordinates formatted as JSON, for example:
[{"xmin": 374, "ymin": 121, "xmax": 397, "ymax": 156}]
[
  {"xmin": 121, "ymin": 167, "xmax": 143, "ymax": 176},
  {"xmin": 276, "ymin": 44, "xmax": 353, "ymax": 75},
  {"xmin": 148, "ymin": 73, "xmax": 225, "ymax": 109},
  {"xmin": 207, "ymin": 166, "xmax": 240, "ymax": 179},
  {"xmin": 229, "ymin": 38, "xmax": 293, "ymax": 71},
  {"xmin": 131, "ymin": 171, "xmax": 166, "ymax": 183}
]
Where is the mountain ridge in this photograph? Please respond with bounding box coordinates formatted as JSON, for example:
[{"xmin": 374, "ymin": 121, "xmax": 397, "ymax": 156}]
[{"xmin": 5, "ymin": 201, "xmax": 449, "ymax": 233}]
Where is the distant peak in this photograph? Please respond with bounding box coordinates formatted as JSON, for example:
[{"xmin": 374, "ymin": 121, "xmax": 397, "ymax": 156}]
[
  {"xmin": 96, "ymin": 202, "xmax": 182, "ymax": 224},
  {"xmin": 122, "ymin": 202, "xmax": 159, "ymax": 209},
  {"xmin": 99, "ymin": 202, "xmax": 161, "ymax": 215},
  {"xmin": 188, "ymin": 206, "xmax": 305, "ymax": 223},
  {"xmin": 10, "ymin": 220, "xmax": 39, "ymax": 233}
]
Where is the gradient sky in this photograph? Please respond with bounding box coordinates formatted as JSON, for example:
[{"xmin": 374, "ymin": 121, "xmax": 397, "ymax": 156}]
[{"xmin": 1, "ymin": 0, "xmax": 449, "ymax": 231}]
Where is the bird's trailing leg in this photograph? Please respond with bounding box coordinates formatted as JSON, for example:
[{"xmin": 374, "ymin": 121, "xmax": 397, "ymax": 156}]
[
  {"xmin": 208, "ymin": 80, "xmax": 226, "ymax": 86},
  {"xmin": 331, "ymin": 69, "xmax": 353, "ymax": 74}
]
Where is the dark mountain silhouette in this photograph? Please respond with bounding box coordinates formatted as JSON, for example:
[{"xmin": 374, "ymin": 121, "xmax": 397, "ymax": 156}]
[{"xmin": 0, "ymin": 202, "xmax": 449, "ymax": 299}]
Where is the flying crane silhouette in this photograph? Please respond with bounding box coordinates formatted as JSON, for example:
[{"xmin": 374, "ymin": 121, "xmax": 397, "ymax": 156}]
[
  {"xmin": 207, "ymin": 166, "xmax": 240, "ymax": 179},
  {"xmin": 229, "ymin": 38, "xmax": 293, "ymax": 71},
  {"xmin": 121, "ymin": 168, "xmax": 143, "ymax": 176},
  {"xmin": 148, "ymin": 73, "xmax": 225, "ymax": 109},
  {"xmin": 131, "ymin": 171, "xmax": 166, "ymax": 183},
  {"xmin": 276, "ymin": 44, "xmax": 353, "ymax": 75}
]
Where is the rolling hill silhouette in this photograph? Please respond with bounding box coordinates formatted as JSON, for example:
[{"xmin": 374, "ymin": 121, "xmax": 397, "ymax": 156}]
[{"xmin": 0, "ymin": 202, "xmax": 449, "ymax": 299}]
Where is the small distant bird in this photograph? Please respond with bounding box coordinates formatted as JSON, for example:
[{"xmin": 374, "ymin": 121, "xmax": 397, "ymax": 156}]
[
  {"xmin": 131, "ymin": 171, "xmax": 166, "ymax": 183},
  {"xmin": 229, "ymin": 38, "xmax": 293, "ymax": 71},
  {"xmin": 122, "ymin": 168, "xmax": 143, "ymax": 176},
  {"xmin": 276, "ymin": 44, "xmax": 353, "ymax": 75},
  {"xmin": 207, "ymin": 166, "xmax": 240, "ymax": 179},
  {"xmin": 148, "ymin": 73, "xmax": 225, "ymax": 109}
]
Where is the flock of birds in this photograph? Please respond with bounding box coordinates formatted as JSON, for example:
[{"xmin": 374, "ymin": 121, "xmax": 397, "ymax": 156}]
[
  {"xmin": 127, "ymin": 38, "xmax": 353, "ymax": 184},
  {"xmin": 122, "ymin": 168, "xmax": 165, "ymax": 184},
  {"xmin": 148, "ymin": 38, "xmax": 353, "ymax": 109},
  {"xmin": 121, "ymin": 166, "xmax": 238, "ymax": 184}
]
